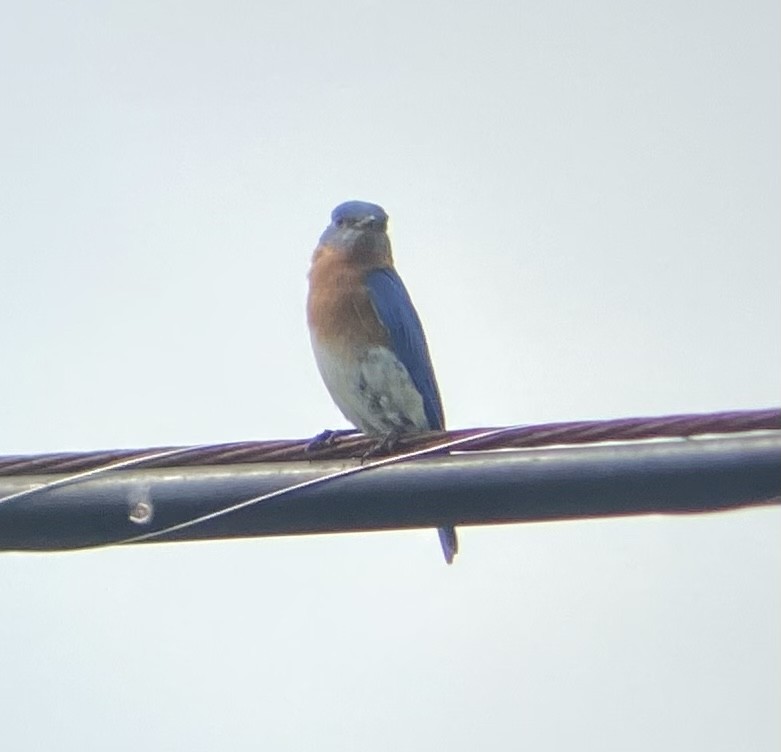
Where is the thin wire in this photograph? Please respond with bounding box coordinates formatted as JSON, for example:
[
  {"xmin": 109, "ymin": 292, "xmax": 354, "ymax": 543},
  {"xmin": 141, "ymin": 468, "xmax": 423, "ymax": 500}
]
[
  {"xmin": 0, "ymin": 444, "xmax": 219, "ymax": 506},
  {"xmin": 112, "ymin": 425, "xmax": 520, "ymax": 547}
]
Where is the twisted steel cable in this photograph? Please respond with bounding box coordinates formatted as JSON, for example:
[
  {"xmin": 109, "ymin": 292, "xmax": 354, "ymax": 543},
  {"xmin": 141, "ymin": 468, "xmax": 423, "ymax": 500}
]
[{"xmin": 0, "ymin": 408, "xmax": 778, "ymax": 476}]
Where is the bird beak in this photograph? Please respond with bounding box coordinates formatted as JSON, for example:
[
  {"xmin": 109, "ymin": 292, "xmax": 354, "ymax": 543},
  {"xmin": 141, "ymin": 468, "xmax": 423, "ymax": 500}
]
[{"xmin": 355, "ymin": 216, "xmax": 376, "ymax": 228}]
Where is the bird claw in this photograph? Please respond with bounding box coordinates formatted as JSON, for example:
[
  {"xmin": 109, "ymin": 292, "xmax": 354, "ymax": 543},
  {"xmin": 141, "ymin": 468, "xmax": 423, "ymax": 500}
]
[
  {"xmin": 305, "ymin": 428, "xmax": 358, "ymax": 453},
  {"xmin": 361, "ymin": 430, "xmax": 401, "ymax": 460}
]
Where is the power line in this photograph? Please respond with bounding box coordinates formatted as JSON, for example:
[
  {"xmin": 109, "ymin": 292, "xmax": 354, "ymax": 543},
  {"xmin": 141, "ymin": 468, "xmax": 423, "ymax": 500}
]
[
  {"xmin": 0, "ymin": 409, "xmax": 778, "ymax": 552},
  {"xmin": 1, "ymin": 407, "xmax": 777, "ymax": 475}
]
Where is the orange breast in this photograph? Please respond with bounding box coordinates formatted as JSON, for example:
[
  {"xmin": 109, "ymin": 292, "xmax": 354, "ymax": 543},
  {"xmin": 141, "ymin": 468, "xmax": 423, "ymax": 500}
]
[{"xmin": 307, "ymin": 245, "xmax": 390, "ymax": 353}]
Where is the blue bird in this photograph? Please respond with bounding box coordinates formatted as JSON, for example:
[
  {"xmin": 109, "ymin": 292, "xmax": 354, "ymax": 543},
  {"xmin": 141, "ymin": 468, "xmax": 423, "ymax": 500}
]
[{"xmin": 307, "ymin": 200, "xmax": 457, "ymax": 564}]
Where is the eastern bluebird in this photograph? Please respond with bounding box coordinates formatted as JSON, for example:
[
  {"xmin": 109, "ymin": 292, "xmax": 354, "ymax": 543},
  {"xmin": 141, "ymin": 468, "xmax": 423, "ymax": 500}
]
[{"xmin": 307, "ymin": 200, "xmax": 458, "ymax": 564}]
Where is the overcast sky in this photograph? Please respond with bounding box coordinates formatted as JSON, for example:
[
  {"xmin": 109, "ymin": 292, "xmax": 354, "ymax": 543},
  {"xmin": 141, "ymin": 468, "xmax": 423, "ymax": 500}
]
[{"xmin": 1, "ymin": 1, "xmax": 779, "ymax": 750}]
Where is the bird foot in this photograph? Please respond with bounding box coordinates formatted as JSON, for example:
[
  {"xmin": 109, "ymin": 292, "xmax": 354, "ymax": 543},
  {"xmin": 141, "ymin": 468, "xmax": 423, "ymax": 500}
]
[
  {"xmin": 305, "ymin": 428, "xmax": 359, "ymax": 452},
  {"xmin": 362, "ymin": 430, "xmax": 401, "ymax": 460}
]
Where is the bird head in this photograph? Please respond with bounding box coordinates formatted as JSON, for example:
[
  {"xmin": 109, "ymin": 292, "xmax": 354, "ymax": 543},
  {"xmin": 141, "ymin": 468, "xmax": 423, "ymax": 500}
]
[{"xmin": 318, "ymin": 201, "xmax": 392, "ymax": 262}]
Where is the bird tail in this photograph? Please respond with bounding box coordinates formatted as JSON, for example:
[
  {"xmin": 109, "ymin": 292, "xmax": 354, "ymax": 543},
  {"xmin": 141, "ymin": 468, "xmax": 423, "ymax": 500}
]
[{"xmin": 437, "ymin": 526, "xmax": 458, "ymax": 565}]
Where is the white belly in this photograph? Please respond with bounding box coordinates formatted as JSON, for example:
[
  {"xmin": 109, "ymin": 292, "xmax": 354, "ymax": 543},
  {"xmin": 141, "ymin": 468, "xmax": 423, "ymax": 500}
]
[{"xmin": 311, "ymin": 337, "xmax": 429, "ymax": 435}]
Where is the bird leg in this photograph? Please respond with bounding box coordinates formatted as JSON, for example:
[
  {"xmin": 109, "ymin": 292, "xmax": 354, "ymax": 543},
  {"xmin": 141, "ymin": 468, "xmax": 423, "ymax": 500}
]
[{"xmin": 362, "ymin": 429, "xmax": 402, "ymax": 459}]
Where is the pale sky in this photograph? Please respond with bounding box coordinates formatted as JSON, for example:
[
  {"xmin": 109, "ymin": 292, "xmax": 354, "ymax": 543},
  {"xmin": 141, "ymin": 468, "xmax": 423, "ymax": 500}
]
[{"xmin": 1, "ymin": 1, "xmax": 779, "ymax": 750}]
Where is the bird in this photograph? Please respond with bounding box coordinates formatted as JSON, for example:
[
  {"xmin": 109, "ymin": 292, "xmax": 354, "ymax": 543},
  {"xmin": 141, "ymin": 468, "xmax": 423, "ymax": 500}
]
[{"xmin": 306, "ymin": 200, "xmax": 458, "ymax": 564}]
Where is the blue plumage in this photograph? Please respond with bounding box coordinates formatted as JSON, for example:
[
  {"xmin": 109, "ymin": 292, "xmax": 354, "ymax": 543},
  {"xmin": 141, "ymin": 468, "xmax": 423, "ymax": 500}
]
[
  {"xmin": 364, "ymin": 268, "xmax": 444, "ymax": 431},
  {"xmin": 308, "ymin": 200, "xmax": 457, "ymax": 564}
]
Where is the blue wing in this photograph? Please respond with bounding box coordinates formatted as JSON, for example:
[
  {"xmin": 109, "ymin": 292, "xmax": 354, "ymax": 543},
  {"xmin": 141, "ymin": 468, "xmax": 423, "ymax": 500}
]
[{"xmin": 364, "ymin": 268, "xmax": 444, "ymax": 431}]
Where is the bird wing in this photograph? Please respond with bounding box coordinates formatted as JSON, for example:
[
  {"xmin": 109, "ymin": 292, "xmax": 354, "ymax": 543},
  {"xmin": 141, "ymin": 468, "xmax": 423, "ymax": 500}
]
[{"xmin": 364, "ymin": 268, "xmax": 444, "ymax": 431}]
